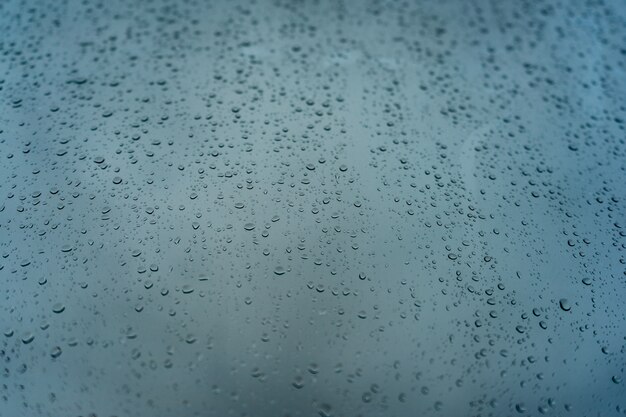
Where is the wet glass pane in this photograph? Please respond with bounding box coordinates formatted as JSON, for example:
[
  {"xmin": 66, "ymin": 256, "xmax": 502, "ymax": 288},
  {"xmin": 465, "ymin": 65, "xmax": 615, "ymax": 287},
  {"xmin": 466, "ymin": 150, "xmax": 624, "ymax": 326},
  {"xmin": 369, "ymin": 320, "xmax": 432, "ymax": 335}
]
[{"xmin": 1, "ymin": 0, "xmax": 625, "ymax": 416}]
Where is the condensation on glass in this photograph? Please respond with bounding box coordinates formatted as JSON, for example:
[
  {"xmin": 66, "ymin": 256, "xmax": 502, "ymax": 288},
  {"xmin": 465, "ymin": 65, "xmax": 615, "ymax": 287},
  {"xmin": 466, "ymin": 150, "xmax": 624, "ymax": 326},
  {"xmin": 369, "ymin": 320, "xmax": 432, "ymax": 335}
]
[{"xmin": 0, "ymin": 0, "xmax": 625, "ymax": 416}]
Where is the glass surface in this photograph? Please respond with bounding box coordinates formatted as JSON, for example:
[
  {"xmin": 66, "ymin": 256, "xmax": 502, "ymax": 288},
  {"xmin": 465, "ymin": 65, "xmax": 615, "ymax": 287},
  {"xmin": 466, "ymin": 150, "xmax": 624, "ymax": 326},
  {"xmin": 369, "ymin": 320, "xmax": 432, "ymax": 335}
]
[{"xmin": 1, "ymin": 0, "xmax": 625, "ymax": 416}]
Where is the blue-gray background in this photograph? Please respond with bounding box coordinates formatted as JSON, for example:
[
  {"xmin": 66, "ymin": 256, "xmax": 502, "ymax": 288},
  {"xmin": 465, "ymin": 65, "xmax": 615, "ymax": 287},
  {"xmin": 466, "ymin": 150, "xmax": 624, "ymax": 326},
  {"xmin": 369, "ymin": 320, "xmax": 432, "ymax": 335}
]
[{"xmin": 0, "ymin": 0, "xmax": 625, "ymax": 416}]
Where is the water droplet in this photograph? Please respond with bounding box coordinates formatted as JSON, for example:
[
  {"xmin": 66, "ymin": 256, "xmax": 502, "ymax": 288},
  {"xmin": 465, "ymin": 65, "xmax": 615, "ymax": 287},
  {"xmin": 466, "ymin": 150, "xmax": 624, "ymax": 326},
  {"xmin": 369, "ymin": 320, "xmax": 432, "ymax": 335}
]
[
  {"xmin": 51, "ymin": 346, "xmax": 62, "ymax": 358},
  {"xmin": 22, "ymin": 333, "xmax": 35, "ymax": 344}
]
